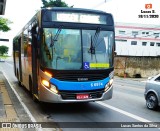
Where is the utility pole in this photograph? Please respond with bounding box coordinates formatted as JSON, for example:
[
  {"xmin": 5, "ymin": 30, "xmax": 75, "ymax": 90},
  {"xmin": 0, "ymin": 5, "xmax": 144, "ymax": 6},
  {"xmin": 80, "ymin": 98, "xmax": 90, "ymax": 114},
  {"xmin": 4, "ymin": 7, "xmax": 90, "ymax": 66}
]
[{"xmin": 0, "ymin": 0, "xmax": 7, "ymax": 15}]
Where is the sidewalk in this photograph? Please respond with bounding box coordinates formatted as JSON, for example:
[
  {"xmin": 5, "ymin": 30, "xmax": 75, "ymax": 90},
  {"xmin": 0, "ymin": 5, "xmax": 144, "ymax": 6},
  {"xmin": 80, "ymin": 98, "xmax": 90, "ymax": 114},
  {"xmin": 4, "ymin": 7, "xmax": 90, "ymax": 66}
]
[{"xmin": 0, "ymin": 71, "xmax": 33, "ymax": 130}]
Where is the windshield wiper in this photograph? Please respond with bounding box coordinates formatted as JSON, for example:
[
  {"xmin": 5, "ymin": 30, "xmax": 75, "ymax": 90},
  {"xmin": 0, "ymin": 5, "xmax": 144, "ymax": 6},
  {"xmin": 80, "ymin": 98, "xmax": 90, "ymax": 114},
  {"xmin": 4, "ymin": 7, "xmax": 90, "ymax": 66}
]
[
  {"xmin": 88, "ymin": 36, "xmax": 95, "ymax": 54},
  {"xmin": 50, "ymin": 25, "xmax": 63, "ymax": 47},
  {"xmin": 88, "ymin": 27, "xmax": 101, "ymax": 62}
]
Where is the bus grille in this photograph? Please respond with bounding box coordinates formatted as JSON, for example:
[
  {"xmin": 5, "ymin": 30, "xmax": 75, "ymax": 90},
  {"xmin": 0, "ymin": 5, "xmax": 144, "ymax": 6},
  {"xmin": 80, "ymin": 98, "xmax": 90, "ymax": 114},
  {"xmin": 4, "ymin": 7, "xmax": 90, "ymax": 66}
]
[
  {"xmin": 54, "ymin": 74, "xmax": 106, "ymax": 81},
  {"xmin": 60, "ymin": 89, "xmax": 104, "ymax": 100}
]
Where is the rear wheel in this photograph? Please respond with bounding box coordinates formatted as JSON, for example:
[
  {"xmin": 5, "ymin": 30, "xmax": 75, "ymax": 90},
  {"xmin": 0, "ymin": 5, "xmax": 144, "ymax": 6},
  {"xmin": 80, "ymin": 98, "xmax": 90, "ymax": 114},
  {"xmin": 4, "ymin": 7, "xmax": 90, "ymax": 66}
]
[{"xmin": 146, "ymin": 93, "xmax": 158, "ymax": 110}]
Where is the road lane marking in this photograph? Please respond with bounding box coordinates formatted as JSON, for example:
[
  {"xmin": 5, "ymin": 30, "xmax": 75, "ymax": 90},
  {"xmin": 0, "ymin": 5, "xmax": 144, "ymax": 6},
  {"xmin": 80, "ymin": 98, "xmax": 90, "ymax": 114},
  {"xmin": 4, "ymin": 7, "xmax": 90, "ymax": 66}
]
[
  {"xmin": 97, "ymin": 101, "xmax": 151, "ymax": 122},
  {"xmin": 2, "ymin": 71, "xmax": 37, "ymax": 122},
  {"xmin": 2, "ymin": 71, "xmax": 44, "ymax": 131},
  {"xmin": 6, "ymin": 62, "xmax": 13, "ymax": 67},
  {"xmin": 97, "ymin": 102, "xmax": 160, "ymax": 129},
  {"xmin": 96, "ymin": 101, "xmax": 160, "ymax": 130}
]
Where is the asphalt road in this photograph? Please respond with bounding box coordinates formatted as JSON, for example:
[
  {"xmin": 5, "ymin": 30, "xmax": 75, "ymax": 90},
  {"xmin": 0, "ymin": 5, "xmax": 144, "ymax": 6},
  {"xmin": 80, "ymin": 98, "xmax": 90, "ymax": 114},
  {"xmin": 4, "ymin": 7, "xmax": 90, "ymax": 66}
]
[{"xmin": 0, "ymin": 59, "xmax": 160, "ymax": 131}]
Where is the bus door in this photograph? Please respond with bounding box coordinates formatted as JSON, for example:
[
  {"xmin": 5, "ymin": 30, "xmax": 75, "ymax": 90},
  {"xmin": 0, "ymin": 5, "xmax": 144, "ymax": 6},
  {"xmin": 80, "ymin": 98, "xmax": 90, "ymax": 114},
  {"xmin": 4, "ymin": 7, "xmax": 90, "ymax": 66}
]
[
  {"xmin": 18, "ymin": 37, "xmax": 22, "ymax": 82},
  {"xmin": 31, "ymin": 25, "xmax": 39, "ymax": 96}
]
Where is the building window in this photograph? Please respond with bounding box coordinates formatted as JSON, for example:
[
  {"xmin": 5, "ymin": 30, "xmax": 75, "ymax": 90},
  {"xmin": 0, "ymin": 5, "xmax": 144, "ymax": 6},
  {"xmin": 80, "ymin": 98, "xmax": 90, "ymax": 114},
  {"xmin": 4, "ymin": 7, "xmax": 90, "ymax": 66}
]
[
  {"xmin": 142, "ymin": 42, "xmax": 147, "ymax": 46},
  {"xmin": 154, "ymin": 33, "xmax": 159, "ymax": 38},
  {"xmin": 131, "ymin": 41, "xmax": 137, "ymax": 45},
  {"xmin": 132, "ymin": 31, "xmax": 138, "ymax": 37},
  {"xmin": 150, "ymin": 42, "xmax": 155, "ymax": 46},
  {"xmin": 156, "ymin": 43, "xmax": 160, "ymax": 47},
  {"xmin": 142, "ymin": 32, "xmax": 149, "ymax": 35},
  {"xmin": 115, "ymin": 39, "xmax": 127, "ymax": 42},
  {"xmin": 119, "ymin": 30, "xmax": 125, "ymax": 34}
]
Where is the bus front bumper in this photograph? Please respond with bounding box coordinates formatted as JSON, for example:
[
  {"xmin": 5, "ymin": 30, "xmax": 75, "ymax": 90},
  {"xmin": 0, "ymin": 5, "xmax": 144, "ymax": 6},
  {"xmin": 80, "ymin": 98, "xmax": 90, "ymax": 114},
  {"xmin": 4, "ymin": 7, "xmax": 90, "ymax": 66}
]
[{"xmin": 39, "ymin": 84, "xmax": 113, "ymax": 103}]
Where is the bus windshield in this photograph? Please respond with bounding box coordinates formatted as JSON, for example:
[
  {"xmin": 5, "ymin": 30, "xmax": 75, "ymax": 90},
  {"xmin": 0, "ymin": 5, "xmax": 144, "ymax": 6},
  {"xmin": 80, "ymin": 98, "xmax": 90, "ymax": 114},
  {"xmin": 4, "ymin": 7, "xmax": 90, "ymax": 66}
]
[{"xmin": 41, "ymin": 28, "xmax": 114, "ymax": 70}]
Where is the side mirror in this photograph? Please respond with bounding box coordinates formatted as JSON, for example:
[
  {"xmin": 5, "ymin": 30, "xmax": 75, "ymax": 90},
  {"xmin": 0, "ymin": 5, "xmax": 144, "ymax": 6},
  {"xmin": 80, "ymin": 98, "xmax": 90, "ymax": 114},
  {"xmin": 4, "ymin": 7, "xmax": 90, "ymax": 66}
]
[{"xmin": 114, "ymin": 51, "xmax": 117, "ymax": 56}]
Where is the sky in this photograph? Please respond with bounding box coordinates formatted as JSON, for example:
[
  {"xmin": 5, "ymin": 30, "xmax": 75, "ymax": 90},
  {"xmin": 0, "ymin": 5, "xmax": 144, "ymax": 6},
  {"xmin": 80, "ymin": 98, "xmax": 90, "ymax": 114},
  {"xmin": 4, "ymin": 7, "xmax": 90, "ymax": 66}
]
[{"xmin": 0, "ymin": 0, "xmax": 160, "ymax": 55}]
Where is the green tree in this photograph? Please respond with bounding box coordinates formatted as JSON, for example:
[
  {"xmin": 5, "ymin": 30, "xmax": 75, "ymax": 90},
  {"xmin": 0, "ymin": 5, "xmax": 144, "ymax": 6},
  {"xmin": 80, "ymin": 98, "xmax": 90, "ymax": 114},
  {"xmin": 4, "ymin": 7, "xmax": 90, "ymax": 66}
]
[
  {"xmin": 42, "ymin": 0, "xmax": 73, "ymax": 8},
  {"xmin": 0, "ymin": 45, "xmax": 9, "ymax": 56},
  {"xmin": 0, "ymin": 17, "xmax": 12, "ymax": 32}
]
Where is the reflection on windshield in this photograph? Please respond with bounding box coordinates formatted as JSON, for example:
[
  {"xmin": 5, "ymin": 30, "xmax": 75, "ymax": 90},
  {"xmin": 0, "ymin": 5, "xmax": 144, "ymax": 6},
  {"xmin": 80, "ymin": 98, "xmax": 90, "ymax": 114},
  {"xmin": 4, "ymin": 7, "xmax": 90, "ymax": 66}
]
[
  {"xmin": 41, "ymin": 28, "xmax": 113, "ymax": 70},
  {"xmin": 82, "ymin": 30, "xmax": 113, "ymax": 69},
  {"xmin": 41, "ymin": 28, "xmax": 82, "ymax": 69}
]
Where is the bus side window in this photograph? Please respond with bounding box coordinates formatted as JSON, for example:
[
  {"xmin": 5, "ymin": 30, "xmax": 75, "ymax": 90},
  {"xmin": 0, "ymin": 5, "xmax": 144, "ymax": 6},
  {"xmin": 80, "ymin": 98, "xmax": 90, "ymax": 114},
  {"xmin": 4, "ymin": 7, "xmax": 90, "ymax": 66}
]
[{"xmin": 23, "ymin": 29, "xmax": 28, "ymax": 57}]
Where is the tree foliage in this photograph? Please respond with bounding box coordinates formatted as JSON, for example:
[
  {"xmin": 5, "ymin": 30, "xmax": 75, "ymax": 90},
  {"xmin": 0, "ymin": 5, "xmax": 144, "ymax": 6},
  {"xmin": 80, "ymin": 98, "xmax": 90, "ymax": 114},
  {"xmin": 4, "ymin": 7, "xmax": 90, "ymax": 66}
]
[
  {"xmin": 0, "ymin": 17, "xmax": 12, "ymax": 32},
  {"xmin": 0, "ymin": 45, "xmax": 9, "ymax": 56},
  {"xmin": 42, "ymin": 0, "xmax": 72, "ymax": 8}
]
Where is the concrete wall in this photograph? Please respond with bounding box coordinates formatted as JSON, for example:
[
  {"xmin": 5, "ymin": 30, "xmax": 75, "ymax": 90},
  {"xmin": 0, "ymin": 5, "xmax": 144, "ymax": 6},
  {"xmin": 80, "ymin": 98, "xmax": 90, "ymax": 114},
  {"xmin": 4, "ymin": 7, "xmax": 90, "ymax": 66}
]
[{"xmin": 114, "ymin": 56, "xmax": 160, "ymax": 78}]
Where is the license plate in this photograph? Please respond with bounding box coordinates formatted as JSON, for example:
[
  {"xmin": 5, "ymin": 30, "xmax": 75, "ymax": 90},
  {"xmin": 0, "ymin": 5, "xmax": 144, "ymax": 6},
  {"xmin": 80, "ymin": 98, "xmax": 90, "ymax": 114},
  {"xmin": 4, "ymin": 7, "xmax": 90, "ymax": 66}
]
[{"xmin": 76, "ymin": 94, "xmax": 89, "ymax": 100}]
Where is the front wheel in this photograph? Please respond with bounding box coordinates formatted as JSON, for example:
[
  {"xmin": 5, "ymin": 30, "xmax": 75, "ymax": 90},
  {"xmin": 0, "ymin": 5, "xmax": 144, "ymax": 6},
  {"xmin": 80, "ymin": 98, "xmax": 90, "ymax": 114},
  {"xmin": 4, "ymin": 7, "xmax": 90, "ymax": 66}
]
[{"xmin": 146, "ymin": 93, "xmax": 158, "ymax": 110}]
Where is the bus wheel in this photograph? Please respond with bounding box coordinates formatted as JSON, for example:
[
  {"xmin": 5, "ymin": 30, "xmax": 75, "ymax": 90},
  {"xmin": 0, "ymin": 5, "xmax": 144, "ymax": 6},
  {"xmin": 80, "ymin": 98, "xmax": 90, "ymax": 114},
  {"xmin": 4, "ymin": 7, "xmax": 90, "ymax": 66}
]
[{"xmin": 29, "ymin": 76, "xmax": 38, "ymax": 103}]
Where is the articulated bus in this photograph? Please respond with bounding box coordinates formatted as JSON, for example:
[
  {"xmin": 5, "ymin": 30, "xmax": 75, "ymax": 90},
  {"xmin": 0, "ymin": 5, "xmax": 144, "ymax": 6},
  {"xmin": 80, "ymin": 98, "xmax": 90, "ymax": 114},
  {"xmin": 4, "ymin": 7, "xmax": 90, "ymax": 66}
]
[{"xmin": 13, "ymin": 7, "xmax": 115, "ymax": 103}]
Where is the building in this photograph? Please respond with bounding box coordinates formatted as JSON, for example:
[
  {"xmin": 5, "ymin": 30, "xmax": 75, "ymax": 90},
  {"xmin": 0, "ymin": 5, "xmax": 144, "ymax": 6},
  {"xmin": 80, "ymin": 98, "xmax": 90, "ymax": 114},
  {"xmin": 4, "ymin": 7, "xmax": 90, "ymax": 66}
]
[
  {"xmin": 115, "ymin": 22, "xmax": 160, "ymax": 56},
  {"xmin": 0, "ymin": 0, "xmax": 6, "ymax": 15}
]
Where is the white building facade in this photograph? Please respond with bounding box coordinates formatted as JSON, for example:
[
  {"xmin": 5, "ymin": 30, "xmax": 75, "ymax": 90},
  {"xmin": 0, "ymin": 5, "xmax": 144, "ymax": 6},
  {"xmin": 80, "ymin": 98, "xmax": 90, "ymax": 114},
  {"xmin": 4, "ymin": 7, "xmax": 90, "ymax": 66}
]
[{"xmin": 115, "ymin": 23, "xmax": 160, "ymax": 56}]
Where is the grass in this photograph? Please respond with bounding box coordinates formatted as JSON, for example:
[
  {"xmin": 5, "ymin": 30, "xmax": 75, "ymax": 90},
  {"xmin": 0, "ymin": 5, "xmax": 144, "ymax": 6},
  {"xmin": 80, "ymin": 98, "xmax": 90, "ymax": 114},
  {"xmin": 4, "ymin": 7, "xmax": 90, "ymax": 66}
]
[{"xmin": 0, "ymin": 55, "xmax": 9, "ymax": 61}]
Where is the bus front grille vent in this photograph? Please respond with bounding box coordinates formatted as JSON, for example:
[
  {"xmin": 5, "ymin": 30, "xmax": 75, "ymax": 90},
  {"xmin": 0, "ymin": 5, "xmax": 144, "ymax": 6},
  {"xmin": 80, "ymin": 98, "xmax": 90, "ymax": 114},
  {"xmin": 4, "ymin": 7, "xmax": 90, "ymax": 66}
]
[
  {"xmin": 60, "ymin": 89, "xmax": 104, "ymax": 100},
  {"xmin": 54, "ymin": 74, "xmax": 106, "ymax": 81}
]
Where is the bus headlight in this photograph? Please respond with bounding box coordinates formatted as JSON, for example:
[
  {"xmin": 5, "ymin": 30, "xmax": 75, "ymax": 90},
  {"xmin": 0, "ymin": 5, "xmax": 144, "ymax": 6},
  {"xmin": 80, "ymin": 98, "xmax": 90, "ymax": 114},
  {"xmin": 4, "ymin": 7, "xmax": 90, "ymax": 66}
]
[
  {"xmin": 104, "ymin": 79, "xmax": 113, "ymax": 92},
  {"xmin": 41, "ymin": 78, "xmax": 58, "ymax": 94},
  {"xmin": 42, "ymin": 79, "xmax": 50, "ymax": 87},
  {"xmin": 50, "ymin": 84, "xmax": 58, "ymax": 94}
]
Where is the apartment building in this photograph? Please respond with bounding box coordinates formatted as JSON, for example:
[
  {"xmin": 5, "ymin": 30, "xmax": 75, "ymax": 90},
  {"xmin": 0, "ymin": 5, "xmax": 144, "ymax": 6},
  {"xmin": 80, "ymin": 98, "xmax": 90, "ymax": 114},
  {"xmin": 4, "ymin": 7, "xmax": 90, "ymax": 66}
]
[{"xmin": 115, "ymin": 22, "xmax": 160, "ymax": 56}]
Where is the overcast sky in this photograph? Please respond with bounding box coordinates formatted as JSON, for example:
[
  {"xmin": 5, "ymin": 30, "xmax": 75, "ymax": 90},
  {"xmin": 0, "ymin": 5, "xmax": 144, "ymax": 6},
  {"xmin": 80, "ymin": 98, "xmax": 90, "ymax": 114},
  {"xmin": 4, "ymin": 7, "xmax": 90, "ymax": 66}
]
[{"xmin": 1, "ymin": 0, "xmax": 160, "ymax": 55}]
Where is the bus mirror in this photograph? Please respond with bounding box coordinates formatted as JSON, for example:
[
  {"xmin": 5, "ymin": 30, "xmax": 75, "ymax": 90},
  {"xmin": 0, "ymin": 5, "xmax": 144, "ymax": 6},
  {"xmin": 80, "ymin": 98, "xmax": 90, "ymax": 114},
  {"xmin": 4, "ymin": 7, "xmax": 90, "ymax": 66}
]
[{"xmin": 114, "ymin": 51, "xmax": 117, "ymax": 56}]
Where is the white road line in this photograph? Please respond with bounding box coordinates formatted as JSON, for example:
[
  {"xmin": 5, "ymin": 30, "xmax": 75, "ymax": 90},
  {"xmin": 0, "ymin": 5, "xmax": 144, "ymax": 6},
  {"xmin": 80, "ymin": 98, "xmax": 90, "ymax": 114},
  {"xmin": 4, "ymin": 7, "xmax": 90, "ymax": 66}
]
[
  {"xmin": 97, "ymin": 102, "xmax": 160, "ymax": 129},
  {"xmin": 3, "ymin": 71, "xmax": 44, "ymax": 131},
  {"xmin": 2, "ymin": 71, "xmax": 37, "ymax": 122},
  {"xmin": 5, "ymin": 62, "xmax": 13, "ymax": 67},
  {"xmin": 97, "ymin": 101, "xmax": 151, "ymax": 122}
]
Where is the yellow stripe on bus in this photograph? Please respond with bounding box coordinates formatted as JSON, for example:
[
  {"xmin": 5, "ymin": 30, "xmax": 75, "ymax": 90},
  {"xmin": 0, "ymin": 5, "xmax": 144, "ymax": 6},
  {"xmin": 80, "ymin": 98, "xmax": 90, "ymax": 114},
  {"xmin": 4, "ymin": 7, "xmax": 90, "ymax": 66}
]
[{"xmin": 90, "ymin": 63, "xmax": 110, "ymax": 68}]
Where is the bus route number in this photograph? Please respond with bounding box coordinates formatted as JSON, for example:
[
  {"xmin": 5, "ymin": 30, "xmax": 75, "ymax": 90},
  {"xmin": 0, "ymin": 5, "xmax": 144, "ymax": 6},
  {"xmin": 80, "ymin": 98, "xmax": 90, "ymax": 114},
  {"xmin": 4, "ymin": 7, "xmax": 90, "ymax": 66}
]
[{"xmin": 91, "ymin": 82, "xmax": 103, "ymax": 87}]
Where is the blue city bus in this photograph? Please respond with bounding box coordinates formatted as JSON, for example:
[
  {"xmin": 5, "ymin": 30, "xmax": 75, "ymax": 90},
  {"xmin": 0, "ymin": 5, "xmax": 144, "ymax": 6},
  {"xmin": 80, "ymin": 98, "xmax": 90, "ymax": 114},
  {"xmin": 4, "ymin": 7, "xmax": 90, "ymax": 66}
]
[{"xmin": 13, "ymin": 7, "xmax": 115, "ymax": 103}]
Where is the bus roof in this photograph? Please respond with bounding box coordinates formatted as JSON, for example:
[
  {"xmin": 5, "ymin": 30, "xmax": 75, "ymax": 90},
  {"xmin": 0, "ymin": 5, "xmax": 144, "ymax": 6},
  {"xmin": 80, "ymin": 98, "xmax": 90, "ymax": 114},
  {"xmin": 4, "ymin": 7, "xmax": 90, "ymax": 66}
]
[
  {"xmin": 41, "ymin": 7, "xmax": 110, "ymax": 15},
  {"xmin": 14, "ymin": 7, "xmax": 113, "ymax": 38}
]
